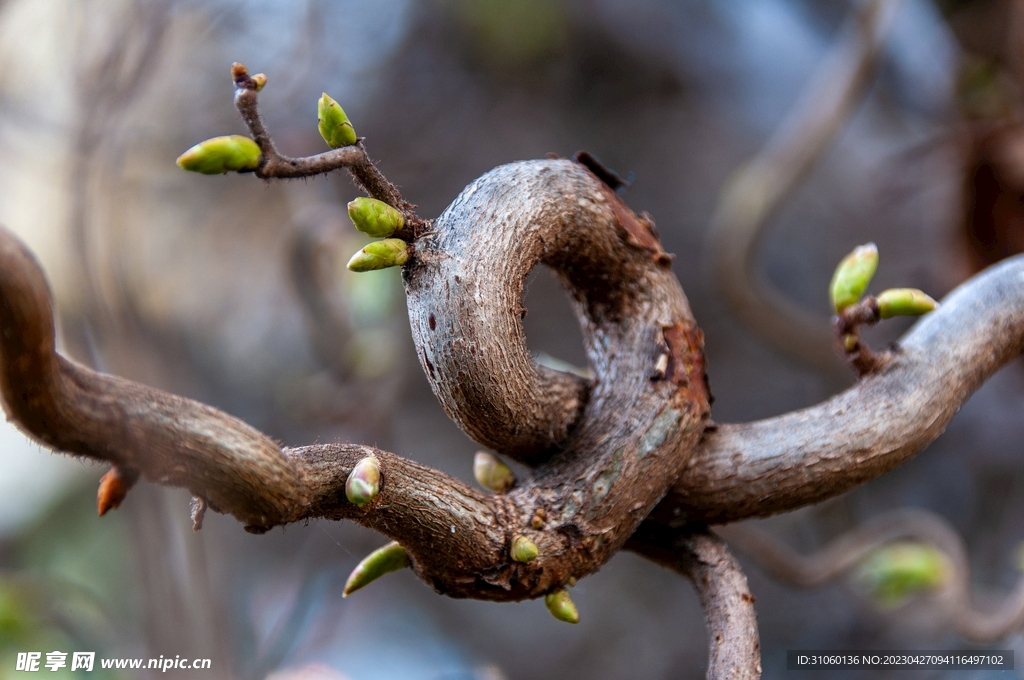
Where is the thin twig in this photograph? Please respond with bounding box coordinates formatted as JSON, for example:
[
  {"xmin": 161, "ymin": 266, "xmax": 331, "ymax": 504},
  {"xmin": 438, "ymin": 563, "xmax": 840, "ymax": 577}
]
[
  {"xmin": 229, "ymin": 62, "xmax": 426, "ymax": 241},
  {"xmin": 833, "ymin": 296, "xmax": 887, "ymax": 375}
]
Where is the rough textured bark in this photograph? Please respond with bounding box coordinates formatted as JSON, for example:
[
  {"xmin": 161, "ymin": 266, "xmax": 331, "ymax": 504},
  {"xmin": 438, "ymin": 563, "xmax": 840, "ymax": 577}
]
[
  {"xmin": 403, "ymin": 158, "xmax": 711, "ymax": 597},
  {"xmin": 655, "ymin": 252, "xmax": 1024, "ymax": 526},
  {"xmin": 0, "ymin": 158, "xmax": 714, "ymax": 601},
  {"xmin": 629, "ymin": 527, "xmax": 761, "ymax": 680},
  {"xmin": 3, "ymin": 153, "xmax": 1024, "ymax": 675}
]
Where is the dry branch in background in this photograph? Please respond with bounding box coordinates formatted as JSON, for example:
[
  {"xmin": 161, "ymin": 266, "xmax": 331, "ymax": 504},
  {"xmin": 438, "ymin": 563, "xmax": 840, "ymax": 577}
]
[
  {"xmin": 719, "ymin": 509, "xmax": 1024, "ymax": 642},
  {"xmin": 707, "ymin": 0, "xmax": 903, "ymax": 373}
]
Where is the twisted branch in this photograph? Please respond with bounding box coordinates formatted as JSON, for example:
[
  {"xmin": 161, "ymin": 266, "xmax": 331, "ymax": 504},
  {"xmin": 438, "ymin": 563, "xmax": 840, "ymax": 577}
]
[
  {"xmin": 0, "ymin": 156, "xmax": 714, "ymax": 601},
  {"xmin": 4, "ymin": 135, "xmax": 1024, "ymax": 673}
]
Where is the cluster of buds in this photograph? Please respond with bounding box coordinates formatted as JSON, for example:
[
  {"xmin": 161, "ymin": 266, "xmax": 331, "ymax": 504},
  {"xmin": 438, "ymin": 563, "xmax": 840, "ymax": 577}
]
[
  {"xmin": 830, "ymin": 243, "xmax": 938, "ymax": 371},
  {"xmin": 316, "ymin": 93, "xmax": 412, "ymax": 271},
  {"xmin": 829, "ymin": 243, "xmax": 938, "ymax": 318},
  {"xmin": 174, "ymin": 70, "xmax": 411, "ymax": 272},
  {"xmin": 346, "ymin": 199, "xmax": 409, "ymax": 272}
]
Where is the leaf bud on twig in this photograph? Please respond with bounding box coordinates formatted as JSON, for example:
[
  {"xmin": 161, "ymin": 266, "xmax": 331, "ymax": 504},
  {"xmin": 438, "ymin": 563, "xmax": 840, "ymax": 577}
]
[
  {"xmin": 857, "ymin": 541, "xmax": 949, "ymax": 608},
  {"xmin": 176, "ymin": 135, "xmax": 261, "ymax": 174},
  {"xmin": 876, "ymin": 288, "xmax": 938, "ymax": 319},
  {"xmin": 830, "ymin": 243, "xmax": 878, "ymax": 312},
  {"xmin": 347, "ymin": 239, "xmax": 409, "ymax": 272},
  {"xmin": 345, "ymin": 456, "xmax": 381, "ymax": 506},
  {"xmin": 473, "ymin": 451, "xmax": 515, "ymax": 492},
  {"xmin": 317, "ymin": 93, "xmax": 357, "ymax": 148},
  {"xmin": 511, "ymin": 535, "xmax": 539, "ymax": 563},
  {"xmin": 348, "ymin": 197, "xmax": 405, "ymax": 238},
  {"xmin": 544, "ymin": 588, "xmax": 580, "ymax": 624}
]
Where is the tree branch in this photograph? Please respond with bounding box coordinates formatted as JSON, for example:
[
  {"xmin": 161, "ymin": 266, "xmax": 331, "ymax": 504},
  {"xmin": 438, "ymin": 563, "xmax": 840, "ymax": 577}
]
[
  {"xmin": 230, "ymin": 63, "xmax": 426, "ymax": 241},
  {"xmin": 652, "ymin": 252, "xmax": 1024, "ymax": 526},
  {"xmin": 628, "ymin": 527, "xmax": 761, "ymax": 680},
  {"xmin": 0, "ymin": 157, "xmax": 714, "ymax": 601}
]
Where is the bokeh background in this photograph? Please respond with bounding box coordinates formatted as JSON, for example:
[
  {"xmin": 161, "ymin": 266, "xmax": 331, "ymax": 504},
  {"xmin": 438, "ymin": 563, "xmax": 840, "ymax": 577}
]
[{"xmin": 1, "ymin": 0, "xmax": 1023, "ymax": 678}]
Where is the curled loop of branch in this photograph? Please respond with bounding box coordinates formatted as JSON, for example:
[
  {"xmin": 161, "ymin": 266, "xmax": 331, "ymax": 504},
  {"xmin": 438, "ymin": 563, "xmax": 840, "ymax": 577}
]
[
  {"xmin": 0, "ymin": 158, "xmax": 715, "ymax": 602},
  {"xmin": 406, "ymin": 159, "xmax": 709, "ymax": 463},
  {"xmin": 403, "ymin": 158, "xmax": 712, "ymax": 596}
]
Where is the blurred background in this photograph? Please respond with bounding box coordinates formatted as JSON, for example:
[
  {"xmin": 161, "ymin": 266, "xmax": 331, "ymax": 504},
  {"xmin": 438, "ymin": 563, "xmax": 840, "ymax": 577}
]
[{"xmin": 1, "ymin": 0, "xmax": 1023, "ymax": 677}]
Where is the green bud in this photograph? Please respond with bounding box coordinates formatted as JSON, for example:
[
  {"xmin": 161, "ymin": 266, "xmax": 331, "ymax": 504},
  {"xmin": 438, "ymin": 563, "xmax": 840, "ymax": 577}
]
[
  {"xmin": 857, "ymin": 542, "xmax": 949, "ymax": 608},
  {"xmin": 876, "ymin": 288, "xmax": 938, "ymax": 319},
  {"xmin": 830, "ymin": 243, "xmax": 879, "ymax": 312},
  {"xmin": 545, "ymin": 589, "xmax": 579, "ymax": 624},
  {"xmin": 347, "ymin": 238, "xmax": 409, "ymax": 272},
  {"xmin": 473, "ymin": 451, "xmax": 515, "ymax": 492},
  {"xmin": 251, "ymin": 73, "xmax": 267, "ymax": 91},
  {"xmin": 348, "ymin": 197, "xmax": 405, "ymax": 238},
  {"xmin": 345, "ymin": 456, "xmax": 380, "ymax": 506},
  {"xmin": 317, "ymin": 93, "xmax": 357, "ymax": 148},
  {"xmin": 176, "ymin": 135, "xmax": 261, "ymax": 174},
  {"xmin": 511, "ymin": 535, "xmax": 538, "ymax": 563},
  {"xmin": 343, "ymin": 541, "xmax": 410, "ymax": 597}
]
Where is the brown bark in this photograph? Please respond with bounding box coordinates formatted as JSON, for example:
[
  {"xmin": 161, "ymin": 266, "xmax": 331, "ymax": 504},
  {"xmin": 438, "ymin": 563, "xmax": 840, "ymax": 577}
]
[
  {"xmin": 0, "ymin": 158, "xmax": 716, "ymax": 601},
  {"xmin": 4, "ymin": 153, "xmax": 1024, "ymax": 675},
  {"xmin": 629, "ymin": 527, "xmax": 761, "ymax": 680}
]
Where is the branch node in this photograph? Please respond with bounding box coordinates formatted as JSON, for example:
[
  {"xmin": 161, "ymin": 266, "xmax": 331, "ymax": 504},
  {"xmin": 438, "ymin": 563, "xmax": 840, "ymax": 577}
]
[{"xmin": 97, "ymin": 467, "xmax": 139, "ymax": 516}]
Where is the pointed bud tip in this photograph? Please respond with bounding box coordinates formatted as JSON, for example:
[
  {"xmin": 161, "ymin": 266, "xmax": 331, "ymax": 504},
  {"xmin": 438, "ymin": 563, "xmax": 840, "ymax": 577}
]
[
  {"xmin": 473, "ymin": 451, "xmax": 515, "ymax": 492},
  {"xmin": 97, "ymin": 468, "xmax": 132, "ymax": 516},
  {"xmin": 876, "ymin": 288, "xmax": 938, "ymax": 319},
  {"xmin": 347, "ymin": 197, "xmax": 405, "ymax": 238},
  {"xmin": 830, "ymin": 242, "xmax": 880, "ymax": 312},
  {"xmin": 317, "ymin": 92, "xmax": 357, "ymax": 148},
  {"xmin": 511, "ymin": 535, "xmax": 539, "ymax": 563},
  {"xmin": 97, "ymin": 467, "xmax": 139, "ymax": 516},
  {"xmin": 545, "ymin": 589, "xmax": 580, "ymax": 624},
  {"xmin": 343, "ymin": 542, "xmax": 410, "ymax": 597},
  {"xmin": 346, "ymin": 456, "xmax": 381, "ymax": 506},
  {"xmin": 347, "ymin": 239, "xmax": 409, "ymax": 272}
]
